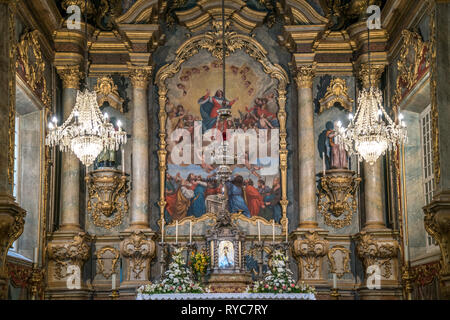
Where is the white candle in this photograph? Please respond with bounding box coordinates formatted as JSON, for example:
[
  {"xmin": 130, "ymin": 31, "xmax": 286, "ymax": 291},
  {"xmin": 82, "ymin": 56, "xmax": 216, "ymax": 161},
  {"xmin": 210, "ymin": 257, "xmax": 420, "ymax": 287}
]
[
  {"xmin": 285, "ymin": 218, "xmax": 289, "ymax": 242},
  {"xmin": 272, "ymin": 220, "xmax": 275, "ymax": 243},
  {"xmin": 357, "ymin": 158, "xmax": 360, "ymax": 175},
  {"xmin": 112, "ymin": 274, "xmax": 116, "ymax": 290},
  {"xmin": 189, "ymin": 220, "xmax": 192, "ymax": 243},
  {"xmin": 161, "ymin": 219, "xmax": 165, "ymax": 244},
  {"xmin": 33, "ymin": 247, "xmax": 38, "ymax": 264},
  {"xmin": 258, "ymin": 221, "xmax": 261, "ymax": 242},
  {"xmin": 121, "ymin": 147, "xmax": 125, "ymax": 174},
  {"xmin": 333, "ymin": 273, "xmax": 337, "ymax": 289},
  {"xmin": 323, "ymin": 152, "xmax": 326, "ymax": 176},
  {"xmin": 175, "ymin": 220, "xmax": 178, "ymax": 244}
]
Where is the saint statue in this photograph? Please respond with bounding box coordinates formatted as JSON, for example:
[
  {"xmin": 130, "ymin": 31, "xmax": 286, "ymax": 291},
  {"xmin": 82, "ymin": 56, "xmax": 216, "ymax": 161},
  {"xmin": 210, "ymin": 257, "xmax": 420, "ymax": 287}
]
[{"xmin": 325, "ymin": 121, "xmax": 349, "ymax": 169}]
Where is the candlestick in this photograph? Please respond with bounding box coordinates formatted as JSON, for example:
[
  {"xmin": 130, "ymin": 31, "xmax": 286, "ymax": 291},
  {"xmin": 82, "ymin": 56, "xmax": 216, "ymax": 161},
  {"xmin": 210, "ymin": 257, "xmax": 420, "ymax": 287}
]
[
  {"xmin": 322, "ymin": 152, "xmax": 326, "ymax": 176},
  {"xmin": 285, "ymin": 218, "xmax": 289, "ymax": 242},
  {"xmin": 272, "ymin": 220, "xmax": 275, "ymax": 243},
  {"xmin": 332, "ymin": 273, "xmax": 337, "ymax": 289},
  {"xmin": 161, "ymin": 219, "xmax": 165, "ymax": 244},
  {"xmin": 33, "ymin": 247, "xmax": 38, "ymax": 265},
  {"xmin": 357, "ymin": 158, "xmax": 360, "ymax": 175},
  {"xmin": 112, "ymin": 274, "xmax": 116, "ymax": 290},
  {"xmin": 121, "ymin": 147, "xmax": 125, "ymax": 174},
  {"xmin": 258, "ymin": 220, "xmax": 261, "ymax": 242},
  {"xmin": 189, "ymin": 220, "xmax": 192, "ymax": 243},
  {"xmin": 175, "ymin": 220, "xmax": 178, "ymax": 244}
]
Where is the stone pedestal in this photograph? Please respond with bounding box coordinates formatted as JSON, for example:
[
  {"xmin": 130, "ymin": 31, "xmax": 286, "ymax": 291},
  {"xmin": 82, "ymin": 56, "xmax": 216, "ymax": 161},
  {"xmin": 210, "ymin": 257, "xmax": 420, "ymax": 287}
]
[
  {"xmin": 119, "ymin": 230, "xmax": 156, "ymax": 298},
  {"xmin": 354, "ymin": 230, "xmax": 402, "ymax": 300},
  {"xmin": 208, "ymin": 273, "xmax": 252, "ymax": 293},
  {"xmin": 46, "ymin": 231, "xmax": 92, "ymax": 300},
  {"xmin": 424, "ymin": 190, "xmax": 450, "ymax": 299},
  {"xmin": 292, "ymin": 229, "xmax": 329, "ymax": 287}
]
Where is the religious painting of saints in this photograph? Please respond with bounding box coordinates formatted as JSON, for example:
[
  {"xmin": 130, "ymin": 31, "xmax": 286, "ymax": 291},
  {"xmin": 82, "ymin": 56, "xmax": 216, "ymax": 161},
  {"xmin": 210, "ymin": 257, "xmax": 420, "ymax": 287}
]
[
  {"xmin": 164, "ymin": 50, "xmax": 281, "ymax": 223},
  {"xmin": 218, "ymin": 240, "xmax": 234, "ymax": 269}
]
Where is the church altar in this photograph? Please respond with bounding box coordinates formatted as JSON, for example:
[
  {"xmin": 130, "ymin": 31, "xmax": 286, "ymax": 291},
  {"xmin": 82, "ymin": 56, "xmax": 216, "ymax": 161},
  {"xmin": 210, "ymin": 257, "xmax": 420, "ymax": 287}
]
[{"xmin": 136, "ymin": 293, "xmax": 316, "ymax": 300}]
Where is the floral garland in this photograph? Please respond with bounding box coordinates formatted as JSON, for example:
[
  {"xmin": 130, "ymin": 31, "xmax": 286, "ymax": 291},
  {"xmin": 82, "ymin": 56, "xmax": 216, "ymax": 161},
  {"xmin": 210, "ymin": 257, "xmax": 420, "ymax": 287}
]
[
  {"xmin": 137, "ymin": 248, "xmax": 206, "ymax": 294},
  {"xmin": 246, "ymin": 249, "xmax": 316, "ymax": 294}
]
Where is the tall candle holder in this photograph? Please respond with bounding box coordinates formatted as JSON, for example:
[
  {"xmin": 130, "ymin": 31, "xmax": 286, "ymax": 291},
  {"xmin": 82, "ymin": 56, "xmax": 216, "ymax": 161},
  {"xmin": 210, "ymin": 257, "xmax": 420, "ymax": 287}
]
[
  {"xmin": 110, "ymin": 289, "xmax": 120, "ymax": 300},
  {"xmin": 330, "ymin": 288, "xmax": 340, "ymax": 300},
  {"xmin": 253, "ymin": 240, "xmax": 265, "ymax": 280},
  {"xmin": 158, "ymin": 242, "xmax": 170, "ymax": 275}
]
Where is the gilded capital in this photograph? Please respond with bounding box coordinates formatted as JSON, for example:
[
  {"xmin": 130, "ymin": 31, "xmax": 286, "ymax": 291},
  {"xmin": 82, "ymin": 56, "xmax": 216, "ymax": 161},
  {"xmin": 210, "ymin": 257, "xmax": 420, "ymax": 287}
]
[
  {"xmin": 57, "ymin": 65, "xmax": 83, "ymax": 89},
  {"xmin": 128, "ymin": 65, "xmax": 153, "ymax": 89},
  {"xmin": 294, "ymin": 65, "xmax": 316, "ymax": 89},
  {"xmin": 359, "ymin": 63, "xmax": 385, "ymax": 89}
]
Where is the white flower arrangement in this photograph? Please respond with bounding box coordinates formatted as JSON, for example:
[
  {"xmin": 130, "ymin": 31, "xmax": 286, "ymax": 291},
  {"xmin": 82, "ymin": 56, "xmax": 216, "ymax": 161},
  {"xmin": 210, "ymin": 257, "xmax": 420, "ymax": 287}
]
[
  {"xmin": 137, "ymin": 248, "xmax": 206, "ymax": 295},
  {"xmin": 246, "ymin": 249, "xmax": 316, "ymax": 294}
]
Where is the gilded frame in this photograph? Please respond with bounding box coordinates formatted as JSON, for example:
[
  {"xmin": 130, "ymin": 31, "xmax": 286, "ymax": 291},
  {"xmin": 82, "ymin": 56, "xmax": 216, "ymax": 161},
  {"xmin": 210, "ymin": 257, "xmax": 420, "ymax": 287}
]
[{"xmin": 154, "ymin": 24, "xmax": 289, "ymax": 234}]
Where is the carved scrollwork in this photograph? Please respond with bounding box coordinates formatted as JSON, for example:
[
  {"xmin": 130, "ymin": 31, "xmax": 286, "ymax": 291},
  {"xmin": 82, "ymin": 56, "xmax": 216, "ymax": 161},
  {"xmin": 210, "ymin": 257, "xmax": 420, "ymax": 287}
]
[
  {"xmin": 94, "ymin": 76, "xmax": 124, "ymax": 112},
  {"xmin": 96, "ymin": 246, "xmax": 120, "ymax": 279},
  {"xmin": 355, "ymin": 232, "xmax": 398, "ymax": 280},
  {"xmin": 86, "ymin": 169, "xmax": 129, "ymax": 229},
  {"xmin": 327, "ymin": 245, "xmax": 350, "ymax": 279},
  {"xmin": 319, "ymin": 78, "xmax": 354, "ymax": 114},
  {"xmin": 292, "ymin": 231, "xmax": 329, "ymax": 279},
  {"xmin": 47, "ymin": 232, "xmax": 91, "ymax": 280},
  {"xmin": 120, "ymin": 231, "xmax": 156, "ymax": 281},
  {"xmin": 318, "ymin": 169, "xmax": 361, "ymax": 229}
]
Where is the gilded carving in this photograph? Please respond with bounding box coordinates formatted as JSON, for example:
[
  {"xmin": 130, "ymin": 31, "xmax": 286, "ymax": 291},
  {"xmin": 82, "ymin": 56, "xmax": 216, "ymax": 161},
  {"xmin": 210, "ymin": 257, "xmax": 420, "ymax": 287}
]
[
  {"xmin": 327, "ymin": 245, "xmax": 350, "ymax": 279},
  {"xmin": 57, "ymin": 65, "xmax": 83, "ymax": 90},
  {"xmin": 355, "ymin": 232, "xmax": 398, "ymax": 280},
  {"xmin": 155, "ymin": 21, "xmax": 289, "ymax": 229},
  {"xmin": 47, "ymin": 232, "xmax": 91, "ymax": 280},
  {"xmin": 294, "ymin": 65, "xmax": 316, "ymax": 89},
  {"xmin": 7, "ymin": 0, "xmax": 17, "ymax": 186},
  {"xmin": 120, "ymin": 231, "xmax": 156, "ymax": 281},
  {"xmin": 318, "ymin": 170, "xmax": 361, "ymax": 229},
  {"xmin": 292, "ymin": 231, "xmax": 329, "ymax": 279},
  {"xmin": 128, "ymin": 64, "xmax": 152, "ymax": 89},
  {"xmin": 94, "ymin": 76, "xmax": 124, "ymax": 112},
  {"xmin": 96, "ymin": 246, "xmax": 120, "ymax": 279},
  {"xmin": 319, "ymin": 78, "xmax": 354, "ymax": 114},
  {"xmin": 86, "ymin": 169, "xmax": 129, "ymax": 229},
  {"xmin": 358, "ymin": 63, "xmax": 385, "ymax": 89},
  {"xmin": 16, "ymin": 30, "xmax": 51, "ymax": 108}
]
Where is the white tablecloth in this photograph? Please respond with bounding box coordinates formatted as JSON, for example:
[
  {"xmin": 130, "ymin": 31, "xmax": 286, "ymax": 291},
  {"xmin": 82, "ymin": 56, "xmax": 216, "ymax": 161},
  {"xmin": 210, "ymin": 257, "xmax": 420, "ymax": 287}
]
[{"xmin": 136, "ymin": 293, "xmax": 316, "ymax": 300}]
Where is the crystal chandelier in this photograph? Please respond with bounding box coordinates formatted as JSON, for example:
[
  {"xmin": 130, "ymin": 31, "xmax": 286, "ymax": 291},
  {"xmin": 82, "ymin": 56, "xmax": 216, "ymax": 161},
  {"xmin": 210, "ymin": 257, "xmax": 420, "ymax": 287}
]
[
  {"xmin": 45, "ymin": 0, "xmax": 127, "ymax": 166},
  {"xmin": 336, "ymin": 15, "xmax": 407, "ymax": 166},
  {"xmin": 46, "ymin": 90, "xmax": 127, "ymax": 166}
]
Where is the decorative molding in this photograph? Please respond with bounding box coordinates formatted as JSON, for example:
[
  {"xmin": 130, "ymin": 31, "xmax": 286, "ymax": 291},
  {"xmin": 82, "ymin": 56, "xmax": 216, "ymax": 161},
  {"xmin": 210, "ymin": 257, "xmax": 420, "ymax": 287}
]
[
  {"xmin": 94, "ymin": 76, "xmax": 124, "ymax": 112},
  {"xmin": 292, "ymin": 231, "xmax": 329, "ymax": 279},
  {"xmin": 15, "ymin": 30, "xmax": 51, "ymax": 109},
  {"xmin": 86, "ymin": 169, "xmax": 129, "ymax": 230},
  {"xmin": 355, "ymin": 232, "xmax": 399, "ymax": 280},
  {"xmin": 56, "ymin": 65, "xmax": 83, "ymax": 90},
  {"xmin": 318, "ymin": 78, "xmax": 354, "ymax": 114},
  {"xmin": 327, "ymin": 245, "xmax": 350, "ymax": 279},
  {"xmin": 96, "ymin": 246, "xmax": 119, "ymax": 279},
  {"xmin": 128, "ymin": 64, "xmax": 152, "ymax": 89},
  {"xmin": 294, "ymin": 64, "xmax": 316, "ymax": 89},
  {"xmin": 47, "ymin": 232, "xmax": 91, "ymax": 280},
  {"xmin": 155, "ymin": 21, "xmax": 289, "ymax": 230},
  {"xmin": 318, "ymin": 169, "xmax": 360, "ymax": 229},
  {"xmin": 7, "ymin": 0, "xmax": 17, "ymax": 186},
  {"xmin": 120, "ymin": 230, "xmax": 156, "ymax": 281}
]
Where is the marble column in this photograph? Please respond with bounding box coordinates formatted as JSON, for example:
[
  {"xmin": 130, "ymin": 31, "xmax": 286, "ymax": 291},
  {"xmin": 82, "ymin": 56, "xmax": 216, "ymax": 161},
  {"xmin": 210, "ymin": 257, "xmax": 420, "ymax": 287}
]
[
  {"xmin": 295, "ymin": 65, "xmax": 318, "ymax": 229},
  {"xmin": 128, "ymin": 65, "xmax": 152, "ymax": 230},
  {"xmin": 359, "ymin": 63, "xmax": 386, "ymax": 230},
  {"xmin": 0, "ymin": 0, "xmax": 26, "ymax": 300},
  {"xmin": 57, "ymin": 66, "xmax": 83, "ymax": 232}
]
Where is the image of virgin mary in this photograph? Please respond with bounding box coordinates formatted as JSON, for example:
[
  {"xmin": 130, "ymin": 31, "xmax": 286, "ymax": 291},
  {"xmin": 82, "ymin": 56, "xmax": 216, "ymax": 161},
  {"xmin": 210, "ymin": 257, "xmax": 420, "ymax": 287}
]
[{"xmin": 198, "ymin": 89, "xmax": 237, "ymax": 132}]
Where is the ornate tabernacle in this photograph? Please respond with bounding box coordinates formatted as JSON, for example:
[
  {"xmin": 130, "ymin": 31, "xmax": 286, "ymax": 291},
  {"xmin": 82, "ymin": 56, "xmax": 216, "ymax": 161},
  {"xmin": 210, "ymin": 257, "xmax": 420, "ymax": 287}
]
[
  {"xmin": 85, "ymin": 168, "xmax": 129, "ymax": 229},
  {"xmin": 318, "ymin": 169, "xmax": 361, "ymax": 229},
  {"xmin": 206, "ymin": 208, "xmax": 251, "ymax": 293}
]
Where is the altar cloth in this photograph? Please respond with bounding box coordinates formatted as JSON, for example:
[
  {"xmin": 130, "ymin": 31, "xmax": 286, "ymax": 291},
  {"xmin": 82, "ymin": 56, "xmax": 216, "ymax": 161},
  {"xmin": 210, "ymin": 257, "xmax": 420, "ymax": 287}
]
[{"xmin": 136, "ymin": 293, "xmax": 316, "ymax": 300}]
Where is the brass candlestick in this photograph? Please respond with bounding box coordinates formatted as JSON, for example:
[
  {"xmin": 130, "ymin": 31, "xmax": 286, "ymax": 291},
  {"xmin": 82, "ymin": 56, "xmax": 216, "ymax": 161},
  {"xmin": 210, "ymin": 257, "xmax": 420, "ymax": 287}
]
[
  {"xmin": 330, "ymin": 288, "xmax": 340, "ymax": 300},
  {"xmin": 111, "ymin": 289, "xmax": 120, "ymax": 300}
]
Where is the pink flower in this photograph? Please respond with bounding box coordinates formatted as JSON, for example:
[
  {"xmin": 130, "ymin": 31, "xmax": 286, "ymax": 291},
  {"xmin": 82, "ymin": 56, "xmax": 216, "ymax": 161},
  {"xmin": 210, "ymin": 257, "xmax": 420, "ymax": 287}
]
[
  {"xmin": 282, "ymin": 285, "xmax": 287, "ymax": 289},
  {"xmin": 273, "ymin": 286, "xmax": 277, "ymax": 291},
  {"xmin": 291, "ymin": 283, "xmax": 295, "ymax": 288},
  {"xmin": 264, "ymin": 284, "xmax": 269, "ymax": 288},
  {"xmin": 178, "ymin": 286, "xmax": 182, "ymax": 290}
]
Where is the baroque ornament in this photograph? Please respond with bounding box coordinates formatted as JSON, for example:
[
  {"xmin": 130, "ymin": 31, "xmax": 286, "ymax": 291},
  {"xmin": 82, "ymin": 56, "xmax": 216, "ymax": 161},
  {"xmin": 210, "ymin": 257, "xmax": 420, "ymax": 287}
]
[
  {"xmin": 96, "ymin": 246, "xmax": 120, "ymax": 279},
  {"xmin": 327, "ymin": 245, "xmax": 350, "ymax": 279},
  {"xmin": 86, "ymin": 169, "xmax": 129, "ymax": 229},
  {"xmin": 94, "ymin": 76, "xmax": 124, "ymax": 112},
  {"xmin": 292, "ymin": 231, "xmax": 329, "ymax": 279},
  {"xmin": 295, "ymin": 65, "xmax": 316, "ymax": 89},
  {"xmin": 319, "ymin": 78, "xmax": 354, "ymax": 114},
  {"xmin": 318, "ymin": 170, "xmax": 361, "ymax": 229},
  {"xmin": 120, "ymin": 231, "xmax": 156, "ymax": 281}
]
